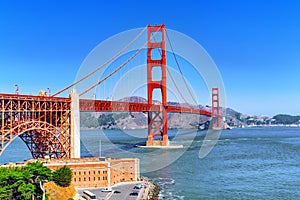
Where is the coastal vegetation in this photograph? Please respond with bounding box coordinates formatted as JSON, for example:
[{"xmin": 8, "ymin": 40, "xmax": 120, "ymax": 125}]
[
  {"xmin": 272, "ymin": 114, "xmax": 300, "ymax": 125},
  {"xmin": 98, "ymin": 113, "xmax": 116, "ymax": 127},
  {"xmin": 0, "ymin": 162, "xmax": 72, "ymax": 200}
]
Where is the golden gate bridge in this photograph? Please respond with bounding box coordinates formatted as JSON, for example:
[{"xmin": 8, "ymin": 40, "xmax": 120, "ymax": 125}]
[{"xmin": 0, "ymin": 24, "xmax": 222, "ymax": 159}]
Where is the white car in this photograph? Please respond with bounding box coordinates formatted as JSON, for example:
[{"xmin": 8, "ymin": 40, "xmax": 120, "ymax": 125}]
[
  {"xmin": 101, "ymin": 187, "xmax": 112, "ymax": 192},
  {"xmin": 134, "ymin": 183, "xmax": 143, "ymax": 189}
]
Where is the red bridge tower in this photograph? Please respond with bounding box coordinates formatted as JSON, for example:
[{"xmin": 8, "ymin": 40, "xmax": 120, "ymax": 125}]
[
  {"xmin": 146, "ymin": 24, "xmax": 169, "ymax": 146},
  {"xmin": 212, "ymin": 88, "xmax": 221, "ymax": 129}
]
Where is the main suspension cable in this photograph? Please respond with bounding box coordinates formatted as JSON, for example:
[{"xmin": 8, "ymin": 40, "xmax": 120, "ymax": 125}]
[
  {"xmin": 151, "ymin": 32, "xmax": 192, "ymax": 105},
  {"xmin": 165, "ymin": 29, "xmax": 198, "ymax": 105},
  {"xmin": 79, "ymin": 27, "xmax": 162, "ymax": 97},
  {"xmin": 51, "ymin": 26, "xmax": 147, "ymax": 97}
]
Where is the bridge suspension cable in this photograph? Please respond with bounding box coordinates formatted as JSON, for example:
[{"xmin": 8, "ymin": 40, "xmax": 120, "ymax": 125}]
[
  {"xmin": 51, "ymin": 26, "xmax": 147, "ymax": 97},
  {"xmin": 151, "ymin": 32, "xmax": 194, "ymax": 106},
  {"xmin": 79, "ymin": 27, "xmax": 162, "ymax": 97},
  {"xmin": 166, "ymin": 65, "xmax": 191, "ymax": 104},
  {"xmin": 165, "ymin": 29, "xmax": 198, "ymax": 105}
]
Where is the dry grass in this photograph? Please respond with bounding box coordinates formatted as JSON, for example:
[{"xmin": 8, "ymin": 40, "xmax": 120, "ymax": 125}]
[{"xmin": 45, "ymin": 181, "xmax": 77, "ymax": 200}]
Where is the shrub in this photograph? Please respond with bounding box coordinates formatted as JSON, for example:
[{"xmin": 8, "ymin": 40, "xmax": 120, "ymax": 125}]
[{"xmin": 53, "ymin": 166, "xmax": 72, "ymax": 187}]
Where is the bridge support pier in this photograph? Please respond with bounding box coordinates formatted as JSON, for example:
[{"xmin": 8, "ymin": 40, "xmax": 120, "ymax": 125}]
[{"xmin": 70, "ymin": 89, "xmax": 81, "ymax": 158}]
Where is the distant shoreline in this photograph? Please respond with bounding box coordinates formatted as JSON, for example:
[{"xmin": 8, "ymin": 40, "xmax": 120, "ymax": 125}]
[{"xmin": 245, "ymin": 124, "xmax": 300, "ymax": 128}]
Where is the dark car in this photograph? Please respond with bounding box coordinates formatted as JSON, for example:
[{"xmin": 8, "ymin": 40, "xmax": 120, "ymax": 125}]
[
  {"xmin": 114, "ymin": 190, "xmax": 121, "ymax": 194},
  {"xmin": 129, "ymin": 192, "xmax": 139, "ymax": 196}
]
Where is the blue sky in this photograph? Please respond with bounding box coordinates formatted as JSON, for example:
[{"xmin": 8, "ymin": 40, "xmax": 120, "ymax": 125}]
[{"xmin": 0, "ymin": 0, "xmax": 300, "ymax": 116}]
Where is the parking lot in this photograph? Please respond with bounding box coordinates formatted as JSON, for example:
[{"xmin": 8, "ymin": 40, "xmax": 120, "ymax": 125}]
[{"xmin": 77, "ymin": 181, "xmax": 146, "ymax": 200}]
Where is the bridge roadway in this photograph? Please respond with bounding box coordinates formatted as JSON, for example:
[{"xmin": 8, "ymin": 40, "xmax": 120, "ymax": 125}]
[{"xmin": 79, "ymin": 99, "xmax": 213, "ymax": 116}]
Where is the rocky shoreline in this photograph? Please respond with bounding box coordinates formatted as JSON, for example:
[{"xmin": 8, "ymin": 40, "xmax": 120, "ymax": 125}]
[
  {"xmin": 148, "ymin": 183, "xmax": 160, "ymax": 200},
  {"xmin": 140, "ymin": 177, "xmax": 160, "ymax": 200}
]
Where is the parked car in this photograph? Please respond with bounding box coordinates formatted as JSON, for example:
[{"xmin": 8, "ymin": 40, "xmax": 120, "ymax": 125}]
[
  {"xmin": 129, "ymin": 192, "xmax": 139, "ymax": 196},
  {"xmin": 101, "ymin": 187, "xmax": 112, "ymax": 192},
  {"xmin": 134, "ymin": 183, "xmax": 143, "ymax": 189}
]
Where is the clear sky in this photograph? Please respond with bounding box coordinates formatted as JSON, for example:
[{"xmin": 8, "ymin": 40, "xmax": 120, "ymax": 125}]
[{"xmin": 0, "ymin": 0, "xmax": 300, "ymax": 116}]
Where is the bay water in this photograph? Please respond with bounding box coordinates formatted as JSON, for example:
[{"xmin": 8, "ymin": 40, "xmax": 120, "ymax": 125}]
[{"xmin": 1, "ymin": 127, "xmax": 300, "ymax": 199}]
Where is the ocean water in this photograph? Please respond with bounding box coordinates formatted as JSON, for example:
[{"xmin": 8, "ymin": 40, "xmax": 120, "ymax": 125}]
[{"xmin": 1, "ymin": 127, "xmax": 300, "ymax": 199}]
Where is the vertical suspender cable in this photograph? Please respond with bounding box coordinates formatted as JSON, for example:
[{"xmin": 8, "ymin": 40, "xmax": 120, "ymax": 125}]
[{"xmin": 165, "ymin": 29, "xmax": 198, "ymax": 105}]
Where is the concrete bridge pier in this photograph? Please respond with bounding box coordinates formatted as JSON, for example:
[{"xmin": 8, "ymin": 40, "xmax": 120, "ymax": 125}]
[{"xmin": 70, "ymin": 89, "xmax": 80, "ymax": 158}]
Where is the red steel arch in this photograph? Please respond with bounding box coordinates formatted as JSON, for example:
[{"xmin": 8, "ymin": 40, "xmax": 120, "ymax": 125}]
[
  {"xmin": 0, "ymin": 94, "xmax": 72, "ymax": 159},
  {"xmin": 1, "ymin": 120, "xmax": 69, "ymax": 158}
]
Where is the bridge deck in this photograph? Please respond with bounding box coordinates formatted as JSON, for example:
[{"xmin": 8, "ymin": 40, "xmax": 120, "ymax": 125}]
[{"xmin": 79, "ymin": 99, "xmax": 213, "ymax": 116}]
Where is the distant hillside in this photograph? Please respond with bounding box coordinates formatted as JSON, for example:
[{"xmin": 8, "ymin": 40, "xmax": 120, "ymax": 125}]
[
  {"xmin": 225, "ymin": 112, "xmax": 300, "ymax": 127},
  {"xmin": 273, "ymin": 114, "xmax": 300, "ymax": 124},
  {"xmin": 224, "ymin": 108, "xmax": 245, "ymax": 127},
  {"xmin": 80, "ymin": 112, "xmax": 211, "ymax": 130}
]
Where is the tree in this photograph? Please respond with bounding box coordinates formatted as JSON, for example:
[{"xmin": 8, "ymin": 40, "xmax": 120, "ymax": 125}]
[
  {"xmin": 22, "ymin": 162, "xmax": 52, "ymax": 182},
  {"xmin": 0, "ymin": 185, "xmax": 12, "ymax": 199},
  {"xmin": 0, "ymin": 162, "xmax": 52, "ymax": 200},
  {"xmin": 18, "ymin": 183, "xmax": 36, "ymax": 200},
  {"xmin": 0, "ymin": 167, "xmax": 29, "ymax": 199},
  {"xmin": 53, "ymin": 166, "xmax": 72, "ymax": 187},
  {"xmin": 22, "ymin": 162, "xmax": 53, "ymax": 200},
  {"xmin": 98, "ymin": 114, "xmax": 116, "ymax": 127}
]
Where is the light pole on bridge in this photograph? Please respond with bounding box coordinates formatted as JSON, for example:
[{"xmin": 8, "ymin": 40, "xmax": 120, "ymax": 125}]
[
  {"xmin": 47, "ymin": 88, "xmax": 51, "ymax": 96},
  {"xmin": 14, "ymin": 84, "xmax": 19, "ymax": 95}
]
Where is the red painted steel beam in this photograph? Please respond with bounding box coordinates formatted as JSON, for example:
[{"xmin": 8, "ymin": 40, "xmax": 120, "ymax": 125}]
[
  {"xmin": 79, "ymin": 99, "xmax": 162, "ymax": 112},
  {"xmin": 0, "ymin": 93, "xmax": 70, "ymax": 102},
  {"xmin": 166, "ymin": 105, "xmax": 213, "ymax": 116},
  {"xmin": 79, "ymin": 99, "xmax": 214, "ymax": 116}
]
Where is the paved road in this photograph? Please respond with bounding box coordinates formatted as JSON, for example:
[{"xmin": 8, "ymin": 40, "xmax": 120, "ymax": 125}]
[{"xmin": 77, "ymin": 182, "xmax": 145, "ymax": 200}]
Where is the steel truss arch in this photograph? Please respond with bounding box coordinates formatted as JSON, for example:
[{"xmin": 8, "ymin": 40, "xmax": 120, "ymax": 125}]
[{"xmin": 0, "ymin": 120, "xmax": 70, "ymax": 159}]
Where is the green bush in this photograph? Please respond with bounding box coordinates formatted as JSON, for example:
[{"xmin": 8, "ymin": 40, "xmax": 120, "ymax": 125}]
[{"xmin": 52, "ymin": 165, "xmax": 72, "ymax": 187}]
